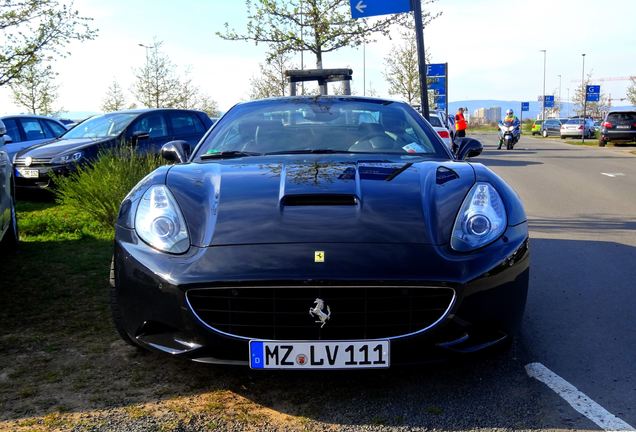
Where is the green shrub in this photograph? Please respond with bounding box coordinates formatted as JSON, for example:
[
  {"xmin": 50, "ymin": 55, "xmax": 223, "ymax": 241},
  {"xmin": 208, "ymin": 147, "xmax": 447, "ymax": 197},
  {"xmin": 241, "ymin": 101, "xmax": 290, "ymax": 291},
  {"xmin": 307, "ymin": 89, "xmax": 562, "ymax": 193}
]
[{"xmin": 53, "ymin": 148, "xmax": 164, "ymax": 231}]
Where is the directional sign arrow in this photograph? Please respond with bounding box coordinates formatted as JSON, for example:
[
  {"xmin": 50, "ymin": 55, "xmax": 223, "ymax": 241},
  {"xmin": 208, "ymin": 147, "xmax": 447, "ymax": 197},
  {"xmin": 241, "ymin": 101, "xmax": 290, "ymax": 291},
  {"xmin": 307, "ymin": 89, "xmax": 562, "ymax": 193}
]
[{"xmin": 350, "ymin": 0, "xmax": 412, "ymax": 19}]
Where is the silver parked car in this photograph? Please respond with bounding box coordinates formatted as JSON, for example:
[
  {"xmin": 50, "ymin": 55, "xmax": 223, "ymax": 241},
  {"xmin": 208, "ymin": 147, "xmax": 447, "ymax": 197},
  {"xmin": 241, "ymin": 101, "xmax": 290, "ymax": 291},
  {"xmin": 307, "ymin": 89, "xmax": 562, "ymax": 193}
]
[
  {"xmin": 0, "ymin": 119, "xmax": 19, "ymax": 253},
  {"xmin": 560, "ymin": 118, "xmax": 595, "ymax": 139},
  {"xmin": 0, "ymin": 115, "xmax": 68, "ymax": 161}
]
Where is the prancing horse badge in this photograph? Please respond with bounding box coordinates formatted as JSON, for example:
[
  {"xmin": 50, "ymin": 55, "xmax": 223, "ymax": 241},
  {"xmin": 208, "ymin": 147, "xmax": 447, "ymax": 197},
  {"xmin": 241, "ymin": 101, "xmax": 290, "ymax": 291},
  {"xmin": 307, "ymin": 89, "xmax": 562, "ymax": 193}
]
[{"xmin": 314, "ymin": 251, "xmax": 325, "ymax": 263}]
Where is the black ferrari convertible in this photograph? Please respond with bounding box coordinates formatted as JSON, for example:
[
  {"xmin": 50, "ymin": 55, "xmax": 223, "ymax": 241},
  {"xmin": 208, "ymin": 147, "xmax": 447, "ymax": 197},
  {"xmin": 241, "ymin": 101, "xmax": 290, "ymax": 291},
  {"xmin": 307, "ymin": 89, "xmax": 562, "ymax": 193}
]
[{"xmin": 112, "ymin": 96, "xmax": 529, "ymax": 369}]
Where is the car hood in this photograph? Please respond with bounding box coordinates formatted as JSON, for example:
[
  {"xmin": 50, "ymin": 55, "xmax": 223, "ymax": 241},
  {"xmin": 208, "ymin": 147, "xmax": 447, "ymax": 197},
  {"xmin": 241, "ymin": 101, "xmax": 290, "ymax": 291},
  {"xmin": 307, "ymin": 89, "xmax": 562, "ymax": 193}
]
[
  {"xmin": 166, "ymin": 156, "xmax": 476, "ymax": 247},
  {"xmin": 17, "ymin": 137, "xmax": 113, "ymax": 158}
]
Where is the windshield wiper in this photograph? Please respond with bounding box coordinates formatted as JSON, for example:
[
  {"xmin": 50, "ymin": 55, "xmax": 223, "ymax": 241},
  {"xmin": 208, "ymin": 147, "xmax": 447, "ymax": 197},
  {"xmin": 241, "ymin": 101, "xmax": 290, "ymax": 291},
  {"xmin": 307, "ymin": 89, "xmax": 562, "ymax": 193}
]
[
  {"xmin": 200, "ymin": 151, "xmax": 263, "ymax": 160},
  {"xmin": 264, "ymin": 149, "xmax": 371, "ymax": 155}
]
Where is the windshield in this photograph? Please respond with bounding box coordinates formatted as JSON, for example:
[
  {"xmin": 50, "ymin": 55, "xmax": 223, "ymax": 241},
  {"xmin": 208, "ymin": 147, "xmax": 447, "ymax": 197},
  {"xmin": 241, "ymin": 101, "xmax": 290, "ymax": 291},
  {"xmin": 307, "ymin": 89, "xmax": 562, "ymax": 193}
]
[
  {"xmin": 566, "ymin": 119, "xmax": 585, "ymax": 125},
  {"xmin": 428, "ymin": 116, "xmax": 444, "ymax": 128},
  {"xmin": 195, "ymin": 98, "xmax": 447, "ymax": 158},
  {"xmin": 62, "ymin": 113, "xmax": 138, "ymax": 139}
]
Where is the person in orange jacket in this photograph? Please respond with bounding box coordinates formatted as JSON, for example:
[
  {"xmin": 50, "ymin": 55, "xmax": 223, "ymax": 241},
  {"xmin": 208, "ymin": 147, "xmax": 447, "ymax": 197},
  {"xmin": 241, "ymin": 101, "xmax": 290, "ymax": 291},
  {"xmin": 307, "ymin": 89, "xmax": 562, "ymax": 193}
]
[{"xmin": 455, "ymin": 107, "xmax": 468, "ymax": 138}]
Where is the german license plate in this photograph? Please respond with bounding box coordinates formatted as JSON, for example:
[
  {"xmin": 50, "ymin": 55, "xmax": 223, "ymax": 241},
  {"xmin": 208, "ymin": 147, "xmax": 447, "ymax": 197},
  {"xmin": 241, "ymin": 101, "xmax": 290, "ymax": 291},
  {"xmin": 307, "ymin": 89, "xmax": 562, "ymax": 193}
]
[
  {"xmin": 617, "ymin": 125, "xmax": 630, "ymax": 129},
  {"xmin": 17, "ymin": 168, "xmax": 39, "ymax": 178},
  {"xmin": 249, "ymin": 340, "xmax": 390, "ymax": 369}
]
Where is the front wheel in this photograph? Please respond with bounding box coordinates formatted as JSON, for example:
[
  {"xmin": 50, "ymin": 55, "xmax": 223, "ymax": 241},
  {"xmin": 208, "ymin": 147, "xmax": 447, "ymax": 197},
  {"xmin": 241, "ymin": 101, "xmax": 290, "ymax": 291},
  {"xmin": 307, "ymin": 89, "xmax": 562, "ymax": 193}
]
[
  {"xmin": 110, "ymin": 257, "xmax": 141, "ymax": 348},
  {"xmin": 561, "ymin": 136, "xmax": 566, "ymax": 139}
]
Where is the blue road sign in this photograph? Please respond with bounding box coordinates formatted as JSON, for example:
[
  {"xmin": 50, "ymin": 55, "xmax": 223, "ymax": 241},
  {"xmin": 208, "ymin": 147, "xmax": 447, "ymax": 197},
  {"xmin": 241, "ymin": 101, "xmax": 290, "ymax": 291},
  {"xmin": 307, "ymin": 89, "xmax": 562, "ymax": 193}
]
[
  {"xmin": 521, "ymin": 102, "xmax": 529, "ymax": 112},
  {"xmin": 429, "ymin": 77, "xmax": 446, "ymax": 92},
  {"xmin": 426, "ymin": 63, "xmax": 446, "ymax": 77},
  {"xmin": 586, "ymin": 85, "xmax": 601, "ymax": 102},
  {"xmin": 544, "ymin": 95, "xmax": 554, "ymax": 108},
  {"xmin": 350, "ymin": 0, "xmax": 412, "ymax": 19}
]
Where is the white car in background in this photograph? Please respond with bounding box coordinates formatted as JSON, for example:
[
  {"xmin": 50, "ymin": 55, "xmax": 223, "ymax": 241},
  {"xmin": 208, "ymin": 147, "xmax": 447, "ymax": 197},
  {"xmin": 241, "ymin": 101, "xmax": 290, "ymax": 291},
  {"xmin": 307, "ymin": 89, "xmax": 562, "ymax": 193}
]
[
  {"xmin": 434, "ymin": 110, "xmax": 455, "ymax": 139},
  {"xmin": 427, "ymin": 113, "xmax": 453, "ymax": 149}
]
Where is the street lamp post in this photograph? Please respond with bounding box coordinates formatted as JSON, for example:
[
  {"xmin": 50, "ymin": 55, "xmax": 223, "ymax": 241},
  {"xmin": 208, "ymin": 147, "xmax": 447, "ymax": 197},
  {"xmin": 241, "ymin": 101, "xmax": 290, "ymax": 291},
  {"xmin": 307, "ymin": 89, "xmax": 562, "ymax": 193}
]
[
  {"xmin": 540, "ymin": 49, "xmax": 546, "ymax": 122},
  {"xmin": 557, "ymin": 74, "xmax": 562, "ymax": 115},
  {"xmin": 581, "ymin": 53, "xmax": 586, "ymax": 144}
]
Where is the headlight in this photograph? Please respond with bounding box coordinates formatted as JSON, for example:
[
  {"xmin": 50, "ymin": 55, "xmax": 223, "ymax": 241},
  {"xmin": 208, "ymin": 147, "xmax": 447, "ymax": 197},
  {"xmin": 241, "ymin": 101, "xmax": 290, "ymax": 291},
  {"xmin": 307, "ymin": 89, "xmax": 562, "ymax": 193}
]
[
  {"xmin": 52, "ymin": 151, "xmax": 83, "ymax": 164},
  {"xmin": 508, "ymin": 126, "xmax": 515, "ymax": 132},
  {"xmin": 135, "ymin": 185, "xmax": 189, "ymax": 254},
  {"xmin": 451, "ymin": 182, "xmax": 507, "ymax": 252}
]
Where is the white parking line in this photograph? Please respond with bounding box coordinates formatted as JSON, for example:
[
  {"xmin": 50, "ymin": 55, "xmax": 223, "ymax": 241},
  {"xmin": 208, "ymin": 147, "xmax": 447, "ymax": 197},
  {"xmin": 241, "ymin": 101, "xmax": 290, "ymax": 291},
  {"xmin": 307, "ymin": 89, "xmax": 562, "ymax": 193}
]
[
  {"xmin": 526, "ymin": 362, "xmax": 635, "ymax": 431},
  {"xmin": 601, "ymin": 172, "xmax": 625, "ymax": 177}
]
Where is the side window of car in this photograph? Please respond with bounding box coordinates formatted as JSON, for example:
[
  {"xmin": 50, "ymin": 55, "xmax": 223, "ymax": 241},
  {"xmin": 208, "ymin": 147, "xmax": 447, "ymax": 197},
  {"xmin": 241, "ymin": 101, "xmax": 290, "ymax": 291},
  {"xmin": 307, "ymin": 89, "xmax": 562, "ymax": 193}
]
[
  {"xmin": 44, "ymin": 120, "xmax": 66, "ymax": 137},
  {"xmin": 2, "ymin": 119, "xmax": 22, "ymax": 143},
  {"xmin": 130, "ymin": 114, "xmax": 168, "ymax": 139},
  {"xmin": 20, "ymin": 118, "xmax": 46, "ymax": 141},
  {"xmin": 167, "ymin": 112, "xmax": 205, "ymax": 137}
]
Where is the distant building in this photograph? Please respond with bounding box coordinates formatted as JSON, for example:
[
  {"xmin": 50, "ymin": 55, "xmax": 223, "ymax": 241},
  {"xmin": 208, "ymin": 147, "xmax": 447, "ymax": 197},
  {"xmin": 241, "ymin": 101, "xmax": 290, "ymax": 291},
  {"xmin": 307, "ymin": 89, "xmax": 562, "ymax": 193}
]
[
  {"xmin": 472, "ymin": 106, "xmax": 501, "ymax": 124},
  {"xmin": 486, "ymin": 107, "xmax": 502, "ymax": 123}
]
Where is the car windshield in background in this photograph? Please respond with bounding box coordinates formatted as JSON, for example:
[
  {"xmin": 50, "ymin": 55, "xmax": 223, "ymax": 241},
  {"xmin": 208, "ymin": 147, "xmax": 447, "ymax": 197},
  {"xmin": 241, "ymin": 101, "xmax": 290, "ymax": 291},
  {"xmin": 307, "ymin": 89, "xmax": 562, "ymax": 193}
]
[
  {"xmin": 428, "ymin": 116, "xmax": 444, "ymax": 127},
  {"xmin": 566, "ymin": 119, "xmax": 585, "ymax": 125},
  {"xmin": 196, "ymin": 98, "xmax": 445, "ymax": 158},
  {"xmin": 62, "ymin": 113, "xmax": 138, "ymax": 139}
]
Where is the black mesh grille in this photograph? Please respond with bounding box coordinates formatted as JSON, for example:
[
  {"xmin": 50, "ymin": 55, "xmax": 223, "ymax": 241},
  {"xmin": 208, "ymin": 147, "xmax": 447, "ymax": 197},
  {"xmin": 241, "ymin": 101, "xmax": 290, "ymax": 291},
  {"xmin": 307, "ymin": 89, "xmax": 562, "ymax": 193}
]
[{"xmin": 187, "ymin": 286, "xmax": 454, "ymax": 340}]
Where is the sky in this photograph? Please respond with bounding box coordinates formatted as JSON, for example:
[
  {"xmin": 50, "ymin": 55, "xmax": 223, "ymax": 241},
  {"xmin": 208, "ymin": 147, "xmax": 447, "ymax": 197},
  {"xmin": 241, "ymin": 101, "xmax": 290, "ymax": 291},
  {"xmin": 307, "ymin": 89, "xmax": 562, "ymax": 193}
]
[{"xmin": 1, "ymin": 0, "xmax": 635, "ymax": 116}]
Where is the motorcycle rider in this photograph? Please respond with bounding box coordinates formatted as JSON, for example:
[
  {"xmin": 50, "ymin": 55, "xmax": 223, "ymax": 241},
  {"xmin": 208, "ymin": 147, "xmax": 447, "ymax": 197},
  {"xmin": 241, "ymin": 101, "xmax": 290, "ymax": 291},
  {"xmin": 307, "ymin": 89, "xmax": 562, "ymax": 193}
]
[{"xmin": 498, "ymin": 109, "xmax": 520, "ymax": 149}]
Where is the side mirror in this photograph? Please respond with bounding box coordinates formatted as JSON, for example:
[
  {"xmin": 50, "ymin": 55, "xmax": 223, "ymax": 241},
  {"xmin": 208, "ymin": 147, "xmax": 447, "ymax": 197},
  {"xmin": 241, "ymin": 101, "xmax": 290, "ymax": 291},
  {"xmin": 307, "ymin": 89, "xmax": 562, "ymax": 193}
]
[
  {"xmin": 161, "ymin": 140, "xmax": 191, "ymax": 163},
  {"xmin": 455, "ymin": 137, "xmax": 483, "ymax": 160},
  {"xmin": 3, "ymin": 135, "xmax": 12, "ymax": 144}
]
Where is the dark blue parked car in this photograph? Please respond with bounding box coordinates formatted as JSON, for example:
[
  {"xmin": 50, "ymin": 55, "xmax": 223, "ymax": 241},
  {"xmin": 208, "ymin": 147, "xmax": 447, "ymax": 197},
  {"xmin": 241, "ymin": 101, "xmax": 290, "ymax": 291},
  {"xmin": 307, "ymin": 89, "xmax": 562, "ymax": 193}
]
[{"xmin": 13, "ymin": 109, "xmax": 213, "ymax": 190}]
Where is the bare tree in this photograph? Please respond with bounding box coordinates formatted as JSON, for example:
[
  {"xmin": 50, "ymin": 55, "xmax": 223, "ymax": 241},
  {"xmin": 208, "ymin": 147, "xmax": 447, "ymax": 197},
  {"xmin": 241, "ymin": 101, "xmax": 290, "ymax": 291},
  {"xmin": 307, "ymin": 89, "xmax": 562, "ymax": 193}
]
[
  {"xmin": 572, "ymin": 73, "xmax": 609, "ymax": 118},
  {"xmin": 10, "ymin": 61, "xmax": 59, "ymax": 114},
  {"xmin": 101, "ymin": 80, "xmax": 126, "ymax": 112},
  {"xmin": 249, "ymin": 48, "xmax": 295, "ymax": 99},
  {"xmin": 627, "ymin": 77, "xmax": 636, "ymax": 106},
  {"xmin": 197, "ymin": 96, "xmax": 221, "ymax": 117},
  {"xmin": 174, "ymin": 69, "xmax": 220, "ymax": 116},
  {"xmin": 0, "ymin": 0, "xmax": 97, "ymax": 86},
  {"xmin": 132, "ymin": 41, "xmax": 180, "ymax": 108},
  {"xmin": 383, "ymin": 29, "xmax": 432, "ymax": 107},
  {"xmin": 219, "ymin": 0, "xmax": 439, "ymax": 70}
]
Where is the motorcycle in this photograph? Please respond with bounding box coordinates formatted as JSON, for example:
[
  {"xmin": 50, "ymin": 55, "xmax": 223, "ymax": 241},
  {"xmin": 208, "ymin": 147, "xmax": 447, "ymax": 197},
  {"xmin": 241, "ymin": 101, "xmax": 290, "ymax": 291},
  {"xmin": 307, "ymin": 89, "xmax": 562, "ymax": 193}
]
[{"xmin": 498, "ymin": 120, "xmax": 520, "ymax": 150}]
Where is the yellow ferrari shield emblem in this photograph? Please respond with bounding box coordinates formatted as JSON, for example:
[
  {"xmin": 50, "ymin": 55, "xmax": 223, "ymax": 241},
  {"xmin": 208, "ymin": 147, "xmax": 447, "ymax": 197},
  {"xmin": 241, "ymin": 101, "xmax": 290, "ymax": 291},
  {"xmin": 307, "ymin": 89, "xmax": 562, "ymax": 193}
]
[{"xmin": 314, "ymin": 251, "xmax": 325, "ymax": 263}]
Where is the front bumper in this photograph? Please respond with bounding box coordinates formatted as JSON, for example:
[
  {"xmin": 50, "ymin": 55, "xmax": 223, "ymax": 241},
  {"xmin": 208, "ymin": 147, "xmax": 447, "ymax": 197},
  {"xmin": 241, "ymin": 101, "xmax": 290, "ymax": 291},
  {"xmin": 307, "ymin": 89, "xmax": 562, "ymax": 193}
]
[
  {"xmin": 113, "ymin": 223, "xmax": 529, "ymax": 366},
  {"xmin": 14, "ymin": 164, "xmax": 73, "ymax": 189}
]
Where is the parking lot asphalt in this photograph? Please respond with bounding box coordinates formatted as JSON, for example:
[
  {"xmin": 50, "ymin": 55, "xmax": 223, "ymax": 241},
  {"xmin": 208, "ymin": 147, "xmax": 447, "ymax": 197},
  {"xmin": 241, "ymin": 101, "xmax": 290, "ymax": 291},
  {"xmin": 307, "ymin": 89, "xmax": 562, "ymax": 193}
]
[{"xmin": 474, "ymin": 132, "xmax": 636, "ymax": 430}]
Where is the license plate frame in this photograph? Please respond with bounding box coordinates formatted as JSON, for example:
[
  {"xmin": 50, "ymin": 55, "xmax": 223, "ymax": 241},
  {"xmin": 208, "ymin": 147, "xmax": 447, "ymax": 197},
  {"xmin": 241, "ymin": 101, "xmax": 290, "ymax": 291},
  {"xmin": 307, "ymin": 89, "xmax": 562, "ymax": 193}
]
[
  {"xmin": 249, "ymin": 340, "xmax": 390, "ymax": 370},
  {"xmin": 17, "ymin": 168, "xmax": 39, "ymax": 178}
]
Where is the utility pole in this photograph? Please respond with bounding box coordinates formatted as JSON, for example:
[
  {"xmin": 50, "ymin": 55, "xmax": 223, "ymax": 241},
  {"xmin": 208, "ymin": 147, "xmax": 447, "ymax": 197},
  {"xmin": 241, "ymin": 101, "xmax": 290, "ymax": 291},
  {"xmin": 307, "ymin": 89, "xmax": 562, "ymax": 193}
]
[
  {"xmin": 412, "ymin": 0, "xmax": 430, "ymax": 120},
  {"xmin": 581, "ymin": 53, "xmax": 586, "ymax": 144},
  {"xmin": 557, "ymin": 74, "xmax": 562, "ymax": 115},
  {"xmin": 540, "ymin": 49, "xmax": 546, "ymax": 121}
]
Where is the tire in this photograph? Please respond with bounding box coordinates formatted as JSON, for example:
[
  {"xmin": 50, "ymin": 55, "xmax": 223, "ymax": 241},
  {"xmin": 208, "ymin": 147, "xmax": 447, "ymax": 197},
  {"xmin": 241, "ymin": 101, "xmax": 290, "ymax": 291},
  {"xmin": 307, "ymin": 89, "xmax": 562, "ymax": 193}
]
[
  {"xmin": 507, "ymin": 141, "xmax": 513, "ymax": 150},
  {"xmin": 0, "ymin": 178, "xmax": 19, "ymax": 253},
  {"xmin": 542, "ymin": 130, "xmax": 548, "ymax": 137},
  {"xmin": 560, "ymin": 136, "xmax": 566, "ymax": 139},
  {"xmin": 532, "ymin": 132, "xmax": 537, "ymax": 136},
  {"xmin": 110, "ymin": 256, "xmax": 140, "ymax": 348},
  {"xmin": 599, "ymin": 140, "xmax": 606, "ymax": 147}
]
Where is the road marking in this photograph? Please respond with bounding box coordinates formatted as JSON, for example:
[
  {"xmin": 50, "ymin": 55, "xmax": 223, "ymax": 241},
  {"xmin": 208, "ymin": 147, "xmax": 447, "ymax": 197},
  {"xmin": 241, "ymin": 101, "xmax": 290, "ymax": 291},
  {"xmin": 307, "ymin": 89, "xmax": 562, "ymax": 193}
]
[
  {"xmin": 526, "ymin": 363, "xmax": 635, "ymax": 431},
  {"xmin": 601, "ymin": 172, "xmax": 625, "ymax": 177}
]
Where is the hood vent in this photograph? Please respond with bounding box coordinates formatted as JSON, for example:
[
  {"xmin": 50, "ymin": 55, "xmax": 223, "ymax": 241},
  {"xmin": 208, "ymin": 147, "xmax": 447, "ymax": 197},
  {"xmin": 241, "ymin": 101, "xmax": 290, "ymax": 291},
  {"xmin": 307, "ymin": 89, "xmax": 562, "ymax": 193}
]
[{"xmin": 280, "ymin": 193, "xmax": 358, "ymax": 206}]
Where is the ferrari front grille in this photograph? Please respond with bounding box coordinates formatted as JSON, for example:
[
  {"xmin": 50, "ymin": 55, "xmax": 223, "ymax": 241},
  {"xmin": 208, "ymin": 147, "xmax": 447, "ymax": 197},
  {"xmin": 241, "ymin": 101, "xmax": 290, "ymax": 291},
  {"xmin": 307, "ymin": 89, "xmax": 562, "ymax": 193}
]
[{"xmin": 186, "ymin": 286, "xmax": 455, "ymax": 340}]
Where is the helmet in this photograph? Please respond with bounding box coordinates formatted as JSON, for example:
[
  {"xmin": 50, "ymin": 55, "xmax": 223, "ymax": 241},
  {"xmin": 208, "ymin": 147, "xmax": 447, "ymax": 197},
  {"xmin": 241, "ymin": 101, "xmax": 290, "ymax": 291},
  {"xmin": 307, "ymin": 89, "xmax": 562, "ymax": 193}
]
[{"xmin": 506, "ymin": 109, "xmax": 513, "ymax": 115}]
